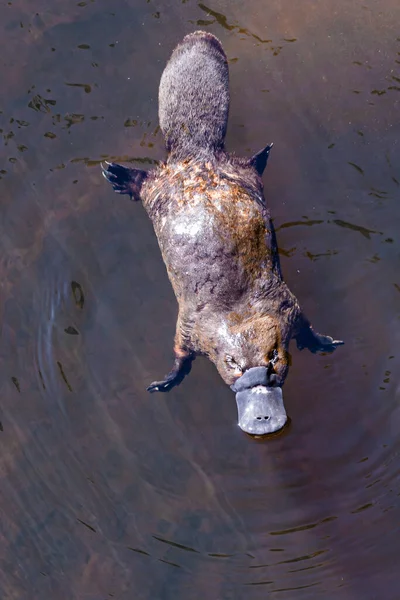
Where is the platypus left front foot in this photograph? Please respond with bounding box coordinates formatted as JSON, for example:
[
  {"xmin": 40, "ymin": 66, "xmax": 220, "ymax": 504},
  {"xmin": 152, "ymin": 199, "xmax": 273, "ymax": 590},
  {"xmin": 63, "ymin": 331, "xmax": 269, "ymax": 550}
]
[
  {"xmin": 295, "ymin": 327, "xmax": 344, "ymax": 354},
  {"xmin": 147, "ymin": 354, "xmax": 194, "ymax": 393}
]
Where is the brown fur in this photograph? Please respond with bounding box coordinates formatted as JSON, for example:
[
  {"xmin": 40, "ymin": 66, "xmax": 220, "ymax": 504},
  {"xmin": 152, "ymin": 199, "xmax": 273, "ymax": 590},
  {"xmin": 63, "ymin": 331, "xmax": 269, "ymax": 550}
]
[
  {"xmin": 102, "ymin": 31, "xmax": 343, "ymax": 393},
  {"xmin": 139, "ymin": 156, "xmax": 300, "ymax": 386}
]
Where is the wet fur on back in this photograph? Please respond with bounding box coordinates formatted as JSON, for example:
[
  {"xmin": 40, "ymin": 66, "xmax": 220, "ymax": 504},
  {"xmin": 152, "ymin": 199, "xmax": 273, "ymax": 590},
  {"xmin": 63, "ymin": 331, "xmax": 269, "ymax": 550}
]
[{"xmin": 102, "ymin": 31, "xmax": 343, "ymax": 393}]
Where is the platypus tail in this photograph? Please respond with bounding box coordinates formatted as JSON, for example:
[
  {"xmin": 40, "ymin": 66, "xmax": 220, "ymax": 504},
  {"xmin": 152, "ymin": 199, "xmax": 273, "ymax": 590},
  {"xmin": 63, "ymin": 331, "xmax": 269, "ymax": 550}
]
[{"xmin": 158, "ymin": 31, "xmax": 229, "ymax": 160}]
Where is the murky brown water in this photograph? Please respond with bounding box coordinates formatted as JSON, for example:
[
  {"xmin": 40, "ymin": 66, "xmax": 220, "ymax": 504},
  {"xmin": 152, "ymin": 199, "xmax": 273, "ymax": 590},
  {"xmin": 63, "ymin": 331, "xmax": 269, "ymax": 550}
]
[{"xmin": 1, "ymin": 1, "xmax": 399, "ymax": 598}]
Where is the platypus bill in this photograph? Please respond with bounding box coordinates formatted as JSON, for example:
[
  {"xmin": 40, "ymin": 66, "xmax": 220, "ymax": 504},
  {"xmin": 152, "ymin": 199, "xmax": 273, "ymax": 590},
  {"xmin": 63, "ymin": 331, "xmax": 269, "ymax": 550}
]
[{"xmin": 102, "ymin": 31, "xmax": 343, "ymax": 436}]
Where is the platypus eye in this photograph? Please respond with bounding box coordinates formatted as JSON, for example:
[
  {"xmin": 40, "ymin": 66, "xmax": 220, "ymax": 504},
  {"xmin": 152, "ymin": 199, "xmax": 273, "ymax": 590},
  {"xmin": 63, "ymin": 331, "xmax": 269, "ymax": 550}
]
[
  {"xmin": 268, "ymin": 349, "xmax": 279, "ymax": 365},
  {"xmin": 225, "ymin": 355, "xmax": 243, "ymax": 373}
]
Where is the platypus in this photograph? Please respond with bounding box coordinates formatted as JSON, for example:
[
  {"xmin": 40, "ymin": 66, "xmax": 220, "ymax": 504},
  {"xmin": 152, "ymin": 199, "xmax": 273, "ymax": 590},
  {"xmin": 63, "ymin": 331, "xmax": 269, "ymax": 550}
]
[{"xmin": 102, "ymin": 31, "xmax": 343, "ymax": 435}]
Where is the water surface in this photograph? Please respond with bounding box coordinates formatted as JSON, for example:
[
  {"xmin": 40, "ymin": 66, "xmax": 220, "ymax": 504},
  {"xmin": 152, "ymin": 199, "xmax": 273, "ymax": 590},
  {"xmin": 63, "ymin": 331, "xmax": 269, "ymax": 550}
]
[{"xmin": 1, "ymin": 1, "xmax": 399, "ymax": 598}]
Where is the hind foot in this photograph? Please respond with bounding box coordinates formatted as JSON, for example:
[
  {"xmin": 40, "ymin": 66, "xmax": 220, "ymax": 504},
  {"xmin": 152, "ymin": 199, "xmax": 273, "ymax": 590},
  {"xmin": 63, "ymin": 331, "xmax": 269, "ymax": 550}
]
[{"xmin": 101, "ymin": 162, "xmax": 147, "ymax": 201}]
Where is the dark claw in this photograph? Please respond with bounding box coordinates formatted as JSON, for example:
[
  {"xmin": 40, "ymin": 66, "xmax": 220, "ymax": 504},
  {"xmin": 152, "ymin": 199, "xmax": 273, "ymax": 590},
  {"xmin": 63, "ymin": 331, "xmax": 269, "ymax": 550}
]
[
  {"xmin": 295, "ymin": 326, "xmax": 344, "ymax": 354},
  {"xmin": 320, "ymin": 338, "xmax": 344, "ymax": 353},
  {"xmin": 101, "ymin": 162, "xmax": 134, "ymax": 197},
  {"xmin": 147, "ymin": 355, "xmax": 194, "ymax": 393},
  {"xmin": 250, "ymin": 143, "xmax": 273, "ymax": 176},
  {"xmin": 147, "ymin": 379, "xmax": 175, "ymax": 393},
  {"xmin": 147, "ymin": 370, "xmax": 182, "ymax": 393},
  {"xmin": 310, "ymin": 335, "xmax": 344, "ymax": 354}
]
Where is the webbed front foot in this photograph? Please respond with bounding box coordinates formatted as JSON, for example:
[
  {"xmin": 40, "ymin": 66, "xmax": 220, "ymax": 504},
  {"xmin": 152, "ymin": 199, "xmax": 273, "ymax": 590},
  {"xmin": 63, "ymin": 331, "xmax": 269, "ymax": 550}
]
[
  {"xmin": 296, "ymin": 328, "xmax": 344, "ymax": 354},
  {"xmin": 147, "ymin": 354, "xmax": 194, "ymax": 393},
  {"xmin": 101, "ymin": 162, "xmax": 147, "ymax": 201}
]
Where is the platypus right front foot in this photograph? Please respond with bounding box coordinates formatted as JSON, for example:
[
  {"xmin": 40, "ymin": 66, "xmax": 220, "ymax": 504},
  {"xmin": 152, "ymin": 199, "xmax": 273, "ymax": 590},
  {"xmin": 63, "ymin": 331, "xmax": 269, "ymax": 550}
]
[
  {"xmin": 147, "ymin": 376, "xmax": 180, "ymax": 393},
  {"xmin": 147, "ymin": 354, "xmax": 194, "ymax": 393}
]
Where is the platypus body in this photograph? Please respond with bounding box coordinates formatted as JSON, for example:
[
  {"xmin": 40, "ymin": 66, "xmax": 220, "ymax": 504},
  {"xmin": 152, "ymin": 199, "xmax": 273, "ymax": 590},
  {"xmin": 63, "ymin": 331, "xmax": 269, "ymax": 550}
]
[{"xmin": 102, "ymin": 31, "xmax": 343, "ymax": 435}]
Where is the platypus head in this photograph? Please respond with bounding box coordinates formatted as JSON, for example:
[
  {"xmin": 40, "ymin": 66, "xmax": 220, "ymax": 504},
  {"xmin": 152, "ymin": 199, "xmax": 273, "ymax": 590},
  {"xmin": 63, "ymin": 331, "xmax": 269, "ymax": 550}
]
[
  {"xmin": 211, "ymin": 315, "xmax": 289, "ymax": 436},
  {"xmin": 230, "ymin": 367, "xmax": 287, "ymax": 436}
]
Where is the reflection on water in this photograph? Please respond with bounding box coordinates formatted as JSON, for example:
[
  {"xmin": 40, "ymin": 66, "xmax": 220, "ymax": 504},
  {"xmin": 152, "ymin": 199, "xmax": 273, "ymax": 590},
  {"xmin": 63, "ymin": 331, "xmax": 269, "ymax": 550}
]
[{"xmin": 0, "ymin": 0, "xmax": 400, "ymax": 598}]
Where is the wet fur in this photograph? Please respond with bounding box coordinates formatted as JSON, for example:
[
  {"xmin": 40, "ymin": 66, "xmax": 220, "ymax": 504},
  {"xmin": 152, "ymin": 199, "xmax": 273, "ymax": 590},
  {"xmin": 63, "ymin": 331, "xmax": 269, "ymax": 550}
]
[
  {"xmin": 102, "ymin": 31, "xmax": 343, "ymax": 391},
  {"xmin": 158, "ymin": 31, "xmax": 229, "ymax": 160}
]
